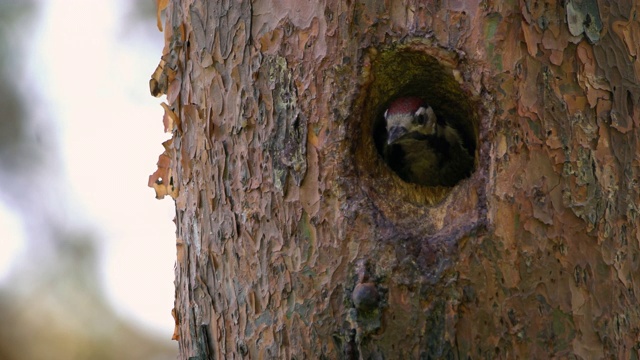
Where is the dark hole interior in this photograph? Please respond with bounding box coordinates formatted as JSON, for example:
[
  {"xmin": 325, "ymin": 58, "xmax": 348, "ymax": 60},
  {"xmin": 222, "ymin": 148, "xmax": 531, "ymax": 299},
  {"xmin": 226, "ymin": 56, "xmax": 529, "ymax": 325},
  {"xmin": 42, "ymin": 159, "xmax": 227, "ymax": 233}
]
[{"xmin": 366, "ymin": 49, "xmax": 478, "ymax": 187}]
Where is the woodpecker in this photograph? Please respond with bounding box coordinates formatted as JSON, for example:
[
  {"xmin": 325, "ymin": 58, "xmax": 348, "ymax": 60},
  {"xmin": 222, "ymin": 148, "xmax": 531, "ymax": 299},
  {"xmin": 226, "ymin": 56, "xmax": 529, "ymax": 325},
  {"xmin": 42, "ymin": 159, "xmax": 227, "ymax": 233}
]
[{"xmin": 383, "ymin": 97, "xmax": 473, "ymax": 186}]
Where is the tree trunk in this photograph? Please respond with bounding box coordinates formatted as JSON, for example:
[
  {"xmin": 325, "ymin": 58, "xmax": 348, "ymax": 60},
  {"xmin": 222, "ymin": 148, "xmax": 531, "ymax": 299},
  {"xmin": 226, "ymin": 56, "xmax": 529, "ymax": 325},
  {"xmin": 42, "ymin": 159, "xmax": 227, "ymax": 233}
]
[{"xmin": 150, "ymin": 0, "xmax": 640, "ymax": 358}]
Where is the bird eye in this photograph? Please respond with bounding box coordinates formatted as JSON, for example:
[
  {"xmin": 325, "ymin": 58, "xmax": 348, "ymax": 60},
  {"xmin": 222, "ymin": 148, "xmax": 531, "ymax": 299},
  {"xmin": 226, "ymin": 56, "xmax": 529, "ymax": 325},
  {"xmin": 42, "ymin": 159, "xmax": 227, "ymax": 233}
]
[{"xmin": 414, "ymin": 106, "xmax": 430, "ymax": 125}]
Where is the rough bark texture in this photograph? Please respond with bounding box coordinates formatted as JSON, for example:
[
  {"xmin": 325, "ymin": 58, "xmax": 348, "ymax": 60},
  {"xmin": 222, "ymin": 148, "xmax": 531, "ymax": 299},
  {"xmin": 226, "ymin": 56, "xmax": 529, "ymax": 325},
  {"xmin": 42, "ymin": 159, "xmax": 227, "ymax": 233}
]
[{"xmin": 150, "ymin": 0, "xmax": 640, "ymax": 358}]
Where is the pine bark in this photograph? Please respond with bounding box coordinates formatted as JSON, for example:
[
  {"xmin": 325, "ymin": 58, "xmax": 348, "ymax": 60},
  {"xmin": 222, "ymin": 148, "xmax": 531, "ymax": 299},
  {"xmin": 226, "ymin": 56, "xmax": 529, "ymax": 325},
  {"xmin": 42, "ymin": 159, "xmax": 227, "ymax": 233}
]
[{"xmin": 150, "ymin": 0, "xmax": 640, "ymax": 358}]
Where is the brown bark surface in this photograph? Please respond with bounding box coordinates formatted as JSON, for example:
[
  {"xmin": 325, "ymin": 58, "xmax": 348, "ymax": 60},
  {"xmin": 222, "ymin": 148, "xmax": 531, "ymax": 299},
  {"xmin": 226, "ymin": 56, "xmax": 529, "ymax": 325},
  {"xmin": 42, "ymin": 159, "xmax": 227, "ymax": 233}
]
[{"xmin": 151, "ymin": 0, "xmax": 640, "ymax": 358}]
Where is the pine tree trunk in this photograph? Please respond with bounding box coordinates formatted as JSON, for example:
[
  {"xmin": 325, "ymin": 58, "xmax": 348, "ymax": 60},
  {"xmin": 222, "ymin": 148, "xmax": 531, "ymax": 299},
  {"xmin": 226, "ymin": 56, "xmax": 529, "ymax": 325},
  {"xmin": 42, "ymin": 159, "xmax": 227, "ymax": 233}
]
[{"xmin": 150, "ymin": 0, "xmax": 640, "ymax": 358}]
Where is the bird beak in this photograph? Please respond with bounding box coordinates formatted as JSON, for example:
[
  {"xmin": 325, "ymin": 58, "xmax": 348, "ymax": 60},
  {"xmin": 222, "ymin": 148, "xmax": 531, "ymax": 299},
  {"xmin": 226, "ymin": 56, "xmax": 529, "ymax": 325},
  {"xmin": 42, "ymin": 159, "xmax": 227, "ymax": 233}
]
[{"xmin": 387, "ymin": 126, "xmax": 407, "ymax": 144}]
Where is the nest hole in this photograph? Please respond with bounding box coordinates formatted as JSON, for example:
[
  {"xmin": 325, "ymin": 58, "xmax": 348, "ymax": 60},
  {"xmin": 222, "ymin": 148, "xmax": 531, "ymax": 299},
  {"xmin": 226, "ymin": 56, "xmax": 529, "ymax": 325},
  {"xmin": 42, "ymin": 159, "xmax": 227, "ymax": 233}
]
[{"xmin": 362, "ymin": 48, "xmax": 478, "ymax": 191}]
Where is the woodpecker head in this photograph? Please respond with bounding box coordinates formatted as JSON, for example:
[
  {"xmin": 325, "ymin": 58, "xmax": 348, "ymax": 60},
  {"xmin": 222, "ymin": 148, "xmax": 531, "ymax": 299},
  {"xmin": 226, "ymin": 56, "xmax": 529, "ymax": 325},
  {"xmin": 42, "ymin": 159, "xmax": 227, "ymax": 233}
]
[{"xmin": 384, "ymin": 97, "xmax": 438, "ymax": 145}]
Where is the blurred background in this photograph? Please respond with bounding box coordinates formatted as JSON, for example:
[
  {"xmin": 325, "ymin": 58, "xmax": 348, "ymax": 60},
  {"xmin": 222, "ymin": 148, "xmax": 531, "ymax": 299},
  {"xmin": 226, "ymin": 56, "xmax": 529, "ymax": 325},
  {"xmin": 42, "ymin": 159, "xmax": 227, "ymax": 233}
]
[{"xmin": 0, "ymin": 0, "xmax": 177, "ymax": 358}]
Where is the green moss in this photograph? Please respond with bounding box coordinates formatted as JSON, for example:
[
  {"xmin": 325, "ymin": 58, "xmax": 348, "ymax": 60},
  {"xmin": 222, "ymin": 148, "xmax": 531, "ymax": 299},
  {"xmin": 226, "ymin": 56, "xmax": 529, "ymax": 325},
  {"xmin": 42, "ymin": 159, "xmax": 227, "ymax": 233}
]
[{"xmin": 484, "ymin": 13, "xmax": 503, "ymax": 71}]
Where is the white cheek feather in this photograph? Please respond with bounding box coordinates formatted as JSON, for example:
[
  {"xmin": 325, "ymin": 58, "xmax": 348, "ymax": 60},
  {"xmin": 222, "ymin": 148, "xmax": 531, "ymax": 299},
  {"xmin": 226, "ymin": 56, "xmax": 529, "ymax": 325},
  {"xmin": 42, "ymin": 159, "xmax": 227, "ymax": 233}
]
[
  {"xmin": 414, "ymin": 107, "xmax": 427, "ymax": 117},
  {"xmin": 414, "ymin": 107, "xmax": 437, "ymax": 135}
]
